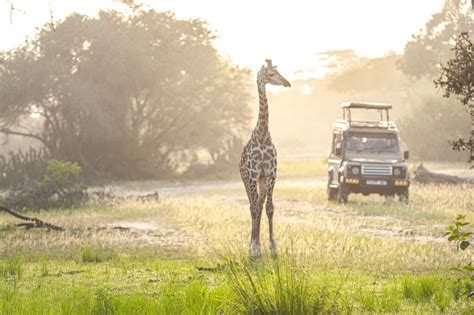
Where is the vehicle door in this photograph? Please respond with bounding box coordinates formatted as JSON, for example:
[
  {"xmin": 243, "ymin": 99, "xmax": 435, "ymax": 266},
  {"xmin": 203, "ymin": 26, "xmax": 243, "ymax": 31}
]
[{"xmin": 328, "ymin": 130, "xmax": 343, "ymax": 186}]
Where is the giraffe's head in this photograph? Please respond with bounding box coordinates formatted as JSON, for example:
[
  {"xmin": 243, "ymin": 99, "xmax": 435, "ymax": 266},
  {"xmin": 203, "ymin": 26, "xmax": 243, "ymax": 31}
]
[{"xmin": 257, "ymin": 59, "xmax": 291, "ymax": 87}]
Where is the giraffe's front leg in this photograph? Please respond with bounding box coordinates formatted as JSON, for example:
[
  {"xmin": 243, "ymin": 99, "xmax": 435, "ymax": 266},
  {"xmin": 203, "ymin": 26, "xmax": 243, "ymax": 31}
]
[
  {"xmin": 266, "ymin": 175, "xmax": 277, "ymax": 258},
  {"xmin": 247, "ymin": 179, "xmax": 262, "ymax": 258}
]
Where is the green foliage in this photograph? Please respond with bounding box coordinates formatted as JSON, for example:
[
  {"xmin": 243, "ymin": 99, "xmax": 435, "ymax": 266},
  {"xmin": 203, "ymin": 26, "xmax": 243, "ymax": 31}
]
[
  {"xmin": 0, "ymin": 9, "xmax": 252, "ymax": 179},
  {"xmin": 80, "ymin": 247, "xmax": 116, "ymax": 264},
  {"xmin": 434, "ymin": 32, "xmax": 474, "ymax": 163},
  {"xmin": 444, "ymin": 214, "xmax": 473, "ymax": 299},
  {"xmin": 445, "ymin": 214, "xmax": 472, "ymax": 252},
  {"xmin": 225, "ymin": 257, "xmax": 331, "ymax": 314},
  {"xmin": 402, "ymin": 276, "xmax": 440, "ymax": 302},
  {"xmin": 435, "ymin": 32, "xmax": 474, "ymax": 109},
  {"xmin": 0, "ymin": 256, "xmax": 472, "ymax": 314},
  {"xmin": 42, "ymin": 159, "xmax": 82, "ymax": 191},
  {"xmin": 0, "ymin": 255, "xmax": 24, "ymax": 281},
  {"xmin": 93, "ymin": 289, "xmax": 116, "ymax": 314},
  {"xmin": 358, "ymin": 285, "xmax": 401, "ymax": 313},
  {"xmin": 2, "ymin": 159, "xmax": 88, "ymax": 210}
]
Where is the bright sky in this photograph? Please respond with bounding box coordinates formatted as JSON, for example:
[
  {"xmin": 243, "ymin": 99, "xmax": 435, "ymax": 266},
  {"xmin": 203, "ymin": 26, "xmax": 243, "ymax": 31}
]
[{"xmin": 0, "ymin": 0, "xmax": 445, "ymax": 78}]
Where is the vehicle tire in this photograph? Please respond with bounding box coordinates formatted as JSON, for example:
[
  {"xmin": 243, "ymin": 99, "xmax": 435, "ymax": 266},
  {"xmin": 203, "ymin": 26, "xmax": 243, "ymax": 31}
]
[
  {"xmin": 337, "ymin": 183, "xmax": 349, "ymax": 204},
  {"xmin": 327, "ymin": 172, "xmax": 338, "ymax": 200},
  {"xmin": 398, "ymin": 188, "xmax": 409, "ymax": 204},
  {"xmin": 327, "ymin": 185, "xmax": 338, "ymax": 200}
]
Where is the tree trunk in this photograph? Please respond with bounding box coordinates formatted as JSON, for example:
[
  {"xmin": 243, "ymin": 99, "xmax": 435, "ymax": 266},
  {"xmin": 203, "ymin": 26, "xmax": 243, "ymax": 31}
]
[{"xmin": 414, "ymin": 164, "xmax": 474, "ymax": 184}]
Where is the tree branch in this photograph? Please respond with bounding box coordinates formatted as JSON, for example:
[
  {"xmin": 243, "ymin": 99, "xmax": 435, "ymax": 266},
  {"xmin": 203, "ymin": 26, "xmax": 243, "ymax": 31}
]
[
  {"xmin": 0, "ymin": 205, "xmax": 64, "ymax": 231},
  {"xmin": 0, "ymin": 127, "xmax": 51, "ymax": 151}
]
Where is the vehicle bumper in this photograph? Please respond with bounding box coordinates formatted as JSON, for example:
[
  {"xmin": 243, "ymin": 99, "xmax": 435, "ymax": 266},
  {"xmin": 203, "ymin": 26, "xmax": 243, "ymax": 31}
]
[{"xmin": 344, "ymin": 177, "xmax": 409, "ymax": 194}]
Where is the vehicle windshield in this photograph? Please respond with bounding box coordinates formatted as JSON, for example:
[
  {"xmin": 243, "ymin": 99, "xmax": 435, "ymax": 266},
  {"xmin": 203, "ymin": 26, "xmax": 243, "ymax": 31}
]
[{"xmin": 345, "ymin": 133, "xmax": 399, "ymax": 153}]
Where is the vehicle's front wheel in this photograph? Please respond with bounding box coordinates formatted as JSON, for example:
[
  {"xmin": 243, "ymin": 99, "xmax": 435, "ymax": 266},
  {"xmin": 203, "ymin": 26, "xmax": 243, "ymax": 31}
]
[
  {"xmin": 327, "ymin": 173, "xmax": 338, "ymax": 201},
  {"xmin": 398, "ymin": 188, "xmax": 409, "ymax": 204},
  {"xmin": 337, "ymin": 183, "xmax": 349, "ymax": 204},
  {"xmin": 327, "ymin": 184, "xmax": 338, "ymax": 200}
]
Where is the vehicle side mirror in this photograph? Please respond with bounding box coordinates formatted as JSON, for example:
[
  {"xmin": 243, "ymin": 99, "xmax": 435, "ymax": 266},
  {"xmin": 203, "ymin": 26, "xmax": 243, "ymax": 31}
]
[{"xmin": 403, "ymin": 151, "xmax": 409, "ymax": 160}]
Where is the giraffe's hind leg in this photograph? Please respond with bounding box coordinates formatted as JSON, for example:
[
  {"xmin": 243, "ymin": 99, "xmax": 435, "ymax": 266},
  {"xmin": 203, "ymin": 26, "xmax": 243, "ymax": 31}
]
[
  {"xmin": 258, "ymin": 177, "xmax": 267, "ymax": 216},
  {"xmin": 265, "ymin": 175, "xmax": 277, "ymax": 257}
]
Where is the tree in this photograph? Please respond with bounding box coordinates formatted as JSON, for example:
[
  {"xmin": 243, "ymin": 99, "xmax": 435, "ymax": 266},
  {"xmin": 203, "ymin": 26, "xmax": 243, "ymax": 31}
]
[
  {"xmin": 317, "ymin": 49, "xmax": 364, "ymax": 75},
  {"xmin": 399, "ymin": 0, "xmax": 473, "ymax": 79},
  {"xmin": 328, "ymin": 54, "xmax": 409, "ymax": 94},
  {"xmin": 397, "ymin": 96, "xmax": 470, "ymax": 161},
  {"xmin": 434, "ymin": 32, "xmax": 474, "ymax": 163},
  {"xmin": 0, "ymin": 9, "xmax": 252, "ymax": 179}
]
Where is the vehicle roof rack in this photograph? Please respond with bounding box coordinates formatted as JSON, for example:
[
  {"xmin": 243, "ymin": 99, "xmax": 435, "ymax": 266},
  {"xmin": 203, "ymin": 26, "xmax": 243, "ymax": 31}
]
[
  {"xmin": 348, "ymin": 121, "xmax": 397, "ymax": 130},
  {"xmin": 334, "ymin": 119, "xmax": 397, "ymax": 130},
  {"xmin": 340, "ymin": 102, "xmax": 392, "ymax": 110},
  {"xmin": 341, "ymin": 102, "xmax": 392, "ymax": 123}
]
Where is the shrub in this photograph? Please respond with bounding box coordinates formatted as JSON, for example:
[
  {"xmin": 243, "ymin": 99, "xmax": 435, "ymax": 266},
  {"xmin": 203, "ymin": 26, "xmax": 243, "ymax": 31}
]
[
  {"xmin": 0, "ymin": 148, "xmax": 49, "ymax": 189},
  {"xmin": 2, "ymin": 159, "xmax": 88, "ymax": 210}
]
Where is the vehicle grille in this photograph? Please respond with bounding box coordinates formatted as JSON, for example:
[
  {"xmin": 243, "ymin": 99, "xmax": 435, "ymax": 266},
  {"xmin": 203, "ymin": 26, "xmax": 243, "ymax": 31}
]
[{"xmin": 361, "ymin": 164, "xmax": 392, "ymax": 176}]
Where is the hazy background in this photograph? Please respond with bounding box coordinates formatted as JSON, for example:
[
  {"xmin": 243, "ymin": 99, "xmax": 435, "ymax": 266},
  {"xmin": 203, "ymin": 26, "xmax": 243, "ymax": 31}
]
[{"xmin": 0, "ymin": 0, "xmax": 472, "ymax": 181}]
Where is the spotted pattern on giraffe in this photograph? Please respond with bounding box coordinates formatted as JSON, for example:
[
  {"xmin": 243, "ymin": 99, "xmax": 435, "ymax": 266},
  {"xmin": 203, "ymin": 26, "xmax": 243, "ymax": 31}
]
[{"xmin": 239, "ymin": 59, "xmax": 291, "ymax": 258}]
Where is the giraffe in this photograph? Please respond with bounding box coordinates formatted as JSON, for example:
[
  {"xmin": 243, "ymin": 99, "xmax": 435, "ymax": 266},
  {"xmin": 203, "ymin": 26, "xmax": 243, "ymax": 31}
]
[{"xmin": 239, "ymin": 59, "xmax": 291, "ymax": 258}]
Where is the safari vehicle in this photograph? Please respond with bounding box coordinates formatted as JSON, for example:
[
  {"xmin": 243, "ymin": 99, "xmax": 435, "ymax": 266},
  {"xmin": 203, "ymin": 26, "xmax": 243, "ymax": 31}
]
[{"xmin": 327, "ymin": 102, "xmax": 410, "ymax": 203}]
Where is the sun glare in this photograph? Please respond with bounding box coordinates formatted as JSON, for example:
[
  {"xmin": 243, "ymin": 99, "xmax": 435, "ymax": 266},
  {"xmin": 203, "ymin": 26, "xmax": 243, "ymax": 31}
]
[{"xmin": 0, "ymin": 0, "xmax": 444, "ymax": 78}]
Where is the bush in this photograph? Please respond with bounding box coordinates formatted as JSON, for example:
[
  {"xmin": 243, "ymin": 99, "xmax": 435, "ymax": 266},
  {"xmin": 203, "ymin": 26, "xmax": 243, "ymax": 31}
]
[
  {"xmin": 2, "ymin": 159, "xmax": 88, "ymax": 210},
  {"xmin": 0, "ymin": 148, "xmax": 49, "ymax": 189}
]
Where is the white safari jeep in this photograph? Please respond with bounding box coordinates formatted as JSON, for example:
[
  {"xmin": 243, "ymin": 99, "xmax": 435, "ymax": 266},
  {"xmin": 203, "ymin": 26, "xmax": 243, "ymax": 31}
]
[{"xmin": 327, "ymin": 102, "xmax": 410, "ymax": 203}]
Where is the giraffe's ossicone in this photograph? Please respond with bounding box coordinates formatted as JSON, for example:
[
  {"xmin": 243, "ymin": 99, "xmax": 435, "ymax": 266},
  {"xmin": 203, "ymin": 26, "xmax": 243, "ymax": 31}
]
[{"xmin": 239, "ymin": 59, "xmax": 291, "ymax": 258}]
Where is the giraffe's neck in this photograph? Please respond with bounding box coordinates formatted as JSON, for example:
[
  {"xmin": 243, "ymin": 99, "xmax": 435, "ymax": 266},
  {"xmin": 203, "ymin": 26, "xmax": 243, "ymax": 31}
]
[{"xmin": 255, "ymin": 80, "xmax": 269, "ymax": 140}]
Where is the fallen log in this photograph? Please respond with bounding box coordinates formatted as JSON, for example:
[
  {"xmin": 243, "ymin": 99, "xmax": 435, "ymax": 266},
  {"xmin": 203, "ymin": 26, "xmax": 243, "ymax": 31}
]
[
  {"xmin": 0, "ymin": 206, "xmax": 64, "ymax": 231},
  {"xmin": 414, "ymin": 164, "xmax": 474, "ymax": 184},
  {"xmin": 90, "ymin": 191, "xmax": 159, "ymax": 203}
]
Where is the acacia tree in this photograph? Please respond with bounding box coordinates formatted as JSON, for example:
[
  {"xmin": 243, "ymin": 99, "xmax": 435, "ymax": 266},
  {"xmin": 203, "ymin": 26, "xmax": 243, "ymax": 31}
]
[
  {"xmin": 399, "ymin": 0, "xmax": 473, "ymax": 79},
  {"xmin": 435, "ymin": 32, "xmax": 474, "ymax": 163},
  {"xmin": 0, "ymin": 9, "xmax": 252, "ymax": 178}
]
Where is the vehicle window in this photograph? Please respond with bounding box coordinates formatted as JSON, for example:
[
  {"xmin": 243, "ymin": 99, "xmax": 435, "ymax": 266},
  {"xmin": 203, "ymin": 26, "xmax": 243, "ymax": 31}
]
[{"xmin": 345, "ymin": 133, "xmax": 399, "ymax": 153}]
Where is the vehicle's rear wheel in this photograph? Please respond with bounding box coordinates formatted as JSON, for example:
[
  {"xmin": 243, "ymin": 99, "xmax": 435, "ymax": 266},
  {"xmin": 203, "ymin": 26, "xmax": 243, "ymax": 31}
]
[
  {"xmin": 337, "ymin": 183, "xmax": 349, "ymax": 204},
  {"xmin": 398, "ymin": 188, "xmax": 409, "ymax": 204}
]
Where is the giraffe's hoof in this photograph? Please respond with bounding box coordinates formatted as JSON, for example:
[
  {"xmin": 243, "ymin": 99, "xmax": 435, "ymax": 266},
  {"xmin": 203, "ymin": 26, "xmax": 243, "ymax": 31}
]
[
  {"xmin": 249, "ymin": 243, "xmax": 262, "ymax": 259},
  {"xmin": 270, "ymin": 241, "xmax": 278, "ymax": 259}
]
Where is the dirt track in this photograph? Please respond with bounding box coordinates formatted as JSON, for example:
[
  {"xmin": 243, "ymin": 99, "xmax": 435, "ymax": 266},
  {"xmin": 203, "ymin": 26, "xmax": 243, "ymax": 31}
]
[{"xmin": 103, "ymin": 177, "xmax": 448, "ymax": 247}]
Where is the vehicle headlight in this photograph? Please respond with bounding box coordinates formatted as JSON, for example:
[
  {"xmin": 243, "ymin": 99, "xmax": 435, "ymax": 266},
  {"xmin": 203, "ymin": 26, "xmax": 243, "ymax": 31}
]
[
  {"xmin": 351, "ymin": 166, "xmax": 360, "ymax": 175},
  {"xmin": 348, "ymin": 165, "xmax": 360, "ymax": 175},
  {"xmin": 393, "ymin": 167, "xmax": 405, "ymax": 177}
]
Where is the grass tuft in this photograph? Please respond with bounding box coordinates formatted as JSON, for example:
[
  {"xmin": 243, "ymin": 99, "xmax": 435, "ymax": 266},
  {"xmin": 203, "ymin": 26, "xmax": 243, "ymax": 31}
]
[
  {"xmin": 0, "ymin": 254, "xmax": 24, "ymax": 280},
  {"xmin": 80, "ymin": 246, "xmax": 115, "ymax": 263},
  {"xmin": 225, "ymin": 254, "xmax": 331, "ymax": 314}
]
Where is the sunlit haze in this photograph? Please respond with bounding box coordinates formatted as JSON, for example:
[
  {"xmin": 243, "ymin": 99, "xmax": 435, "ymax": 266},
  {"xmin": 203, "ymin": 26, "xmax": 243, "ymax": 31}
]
[{"xmin": 1, "ymin": 0, "xmax": 444, "ymax": 78}]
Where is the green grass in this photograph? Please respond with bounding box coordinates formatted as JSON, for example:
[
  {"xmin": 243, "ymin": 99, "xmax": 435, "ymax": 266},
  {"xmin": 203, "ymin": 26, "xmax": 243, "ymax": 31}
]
[
  {"xmin": 0, "ymin": 159, "xmax": 472, "ymax": 314},
  {"xmin": 0, "ymin": 254, "xmax": 472, "ymax": 314}
]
